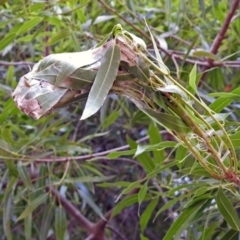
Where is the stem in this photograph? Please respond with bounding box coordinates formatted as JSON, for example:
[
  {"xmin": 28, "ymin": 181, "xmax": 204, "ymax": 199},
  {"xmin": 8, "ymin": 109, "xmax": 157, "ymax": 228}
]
[
  {"xmin": 199, "ymin": 0, "xmax": 240, "ymax": 85},
  {"xmin": 46, "ymin": 186, "xmax": 94, "ymax": 233},
  {"xmin": 163, "ymin": 94, "xmax": 228, "ymax": 174},
  {"xmin": 140, "ymin": 52, "xmax": 238, "ymax": 172},
  {"xmin": 177, "ymin": 134, "xmax": 223, "ymax": 179},
  {"xmin": 167, "ymin": 74, "xmax": 237, "ymax": 172},
  {"xmin": 145, "ymin": 72, "xmax": 228, "ymax": 173}
]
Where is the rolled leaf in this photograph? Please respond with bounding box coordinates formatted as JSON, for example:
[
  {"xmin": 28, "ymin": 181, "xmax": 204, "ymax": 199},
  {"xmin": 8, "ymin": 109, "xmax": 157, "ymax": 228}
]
[{"xmin": 81, "ymin": 42, "xmax": 121, "ymax": 120}]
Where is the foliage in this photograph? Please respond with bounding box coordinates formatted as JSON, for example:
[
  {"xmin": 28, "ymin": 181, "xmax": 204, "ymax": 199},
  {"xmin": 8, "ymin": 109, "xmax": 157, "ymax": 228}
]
[{"xmin": 1, "ymin": 0, "xmax": 240, "ymax": 240}]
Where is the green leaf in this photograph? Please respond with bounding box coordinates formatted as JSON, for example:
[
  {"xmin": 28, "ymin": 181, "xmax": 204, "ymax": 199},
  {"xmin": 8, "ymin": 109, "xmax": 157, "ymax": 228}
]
[
  {"xmin": 189, "ymin": 64, "xmax": 197, "ymax": 93},
  {"xmin": 3, "ymin": 177, "xmax": 17, "ymax": 240},
  {"xmin": 62, "ymin": 175, "xmax": 114, "ymax": 183},
  {"xmin": 140, "ymin": 234, "xmax": 149, "ymax": 240},
  {"xmin": 140, "ymin": 198, "xmax": 159, "ymax": 232},
  {"xmin": 128, "ymin": 137, "xmax": 155, "ymax": 172},
  {"xmin": 135, "ymin": 141, "xmax": 176, "ymax": 157},
  {"xmin": 175, "ymin": 145, "xmax": 188, "ymax": 168},
  {"xmin": 81, "ymin": 42, "xmax": 121, "ymax": 120},
  {"xmin": 199, "ymin": 222, "xmax": 219, "ymax": 240},
  {"xmin": 0, "ymin": 33, "xmax": 16, "ymax": 51},
  {"xmin": 106, "ymin": 149, "xmax": 136, "ymax": 159},
  {"xmin": 198, "ymin": 0, "xmax": 206, "ymax": 17},
  {"xmin": 209, "ymin": 92, "xmax": 240, "ymax": 100},
  {"xmin": 209, "ymin": 86, "xmax": 240, "ymax": 113},
  {"xmin": 192, "ymin": 50, "xmax": 218, "ymax": 60},
  {"xmin": 147, "ymin": 159, "xmax": 180, "ymax": 178},
  {"xmin": 1, "ymin": 126, "xmax": 14, "ymax": 145},
  {"xmin": 131, "ymin": 110, "xmax": 151, "ymax": 124},
  {"xmin": 17, "ymin": 17, "xmax": 43, "ymax": 35},
  {"xmin": 111, "ymin": 194, "xmax": 150, "ymax": 218},
  {"xmin": 0, "ymin": 139, "xmax": 21, "ymax": 159},
  {"xmin": 148, "ymin": 122, "xmax": 164, "ymax": 164},
  {"xmin": 17, "ymin": 162, "xmax": 34, "ymax": 191},
  {"xmin": 102, "ymin": 110, "xmax": 119, "ymax": 129},
  {"xmin": 39, "ymin": 205, "xmax": 54, "ymax": 240},
  {"xmin": 47, "ymin": 29, "xmax": 70, "ymax": 45},
  {"xmin": 78, "ymin": 188, "xmax": 105, "ymax": 220},
  {"xmin": 145, "ymin": 21, "xmax": 169, "ymax": 75},
  {"xmin": 97, "ymin": 181, "xmax": 138, "ymax": 188},
  {"xmin": 228, "ymin": 131, "xmax": 240, "ymax": 148},
  {"xmin": 221, "ymin": 229, "xmax": 239, "ymax": 240},
  {"xmin": 115, "ymin": 180, "xmax": 143, "ymax": 202},
  {"xmin": 17, "ymin": 193, "xmax": 48, "ymax": 221},
  {"xmin": 216, "ymin": 186, "xmax": 240, "ymax": 230},
  {"xmin": 163, "ymin": 201, "xmax": 206, "ymax": 240},
  {"xmin": 141, "ymin": 108, "xmax": 191, "ymax": 133},
  {"xmin": 5, "ymin": 159, "xmax": 18, "ymax": 177},
  {"xmin": 138, "ymin": 181, "xmax": 148, "ymax": 215},
  {"xmin": 153, "ymin": 195, "xmax": 183, "ymax": 221},
  {"xmin": 123, "ymin": 58, "xmax": 150, "ymax": 82},
  {"xmin": 24, "ymin": 213, "xmax": 32, "ymax": 240},
  {"xmin": 55, "ymin": 207, "xmax": 67, "ymax": 240}
]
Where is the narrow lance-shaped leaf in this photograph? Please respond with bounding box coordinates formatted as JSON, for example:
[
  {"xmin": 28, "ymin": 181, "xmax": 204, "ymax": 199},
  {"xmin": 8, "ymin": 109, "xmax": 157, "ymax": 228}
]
[
  {"xmin": 145, "ymin": 20, "xmax": 169, "ymax": 75},
  {"xmin": 221, "ymin": 229, "xmax": 239, "ymax": 240},
  {"xmin": 189, "ymin": 64, "xmax": 197, "ymax": 93},
  {"xmin": 17, "ymin": 162, "xmax": 34, "ymax": 191},
  {"xmin": 24, "ymin": 213, "xmax": 32, "ymax": 240},
  {"xmin": 55, "ymin": 207, "xmax": 67, "ymax": 240},
  {"xmin": 77, "ymin": 187, "xmax": 105, "ymax": 220},
  {"xmin": 192, "ymin": 50, "xmax": 218, "ymax": 60},
  {"xmin": 0, "ymin": 33, "xmax": 16, "ymax": 51},
  {"xmin": 127, "ymin": 136, "xmax": 156, "ymax": 172},
  {"xmin": 140, "ymin": 197, "xmax": 159, "ymax": 232},
  {"xmin": 163, "ymin": 201, "xmax": 205, "ymax": 240},
  {"xmin": 17, "ymin": 193, "xmax": 48, "ymax": 221},
  {"xmin": 135, "ymin": 141, "xmax": 176, "ymax": 157},
  {"xmin": 3, "ymin": 177, "xmax": 17, "ymax": 240},
  {"xmin": 216, "ymin": 186, "xmax": 240, "ymax": 230},
  {"xmin": 111, "ymin": 194, "xmax": 149, "ymax": 218},
  {"xmin": 81, "ymin": 42, "xmax": 121, "ymax": 120},
  {"xmin": 148, "ymin": 122, "xmax": 163, "ymax": 164},
  {"xmin": 17, "ymin": 17, "xmax": 43, "ymax": 36},
  {"xmin": 209, "ymin": 85, "xmax": 240, "ymax": 113},
  {"xmin": 40, "ymin": 205, "xmax": 54, "ymax": 240},
  {"xmin": 138, "ymin": 181, "xmax": 148, "ymax": 216},
  {"xmin": 141, "ymin": 108, "xmax": 191, "ymax": 133}
]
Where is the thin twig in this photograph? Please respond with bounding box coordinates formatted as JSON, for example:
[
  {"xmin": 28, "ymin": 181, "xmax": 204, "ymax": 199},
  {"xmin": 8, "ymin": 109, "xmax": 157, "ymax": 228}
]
[
  {"xmin": 35, "ymin": 130, "xmax": 168, "ymax": 163},
  {"xmin": 106, "ymin": 225, "xmax": 127, "ymax": 240},
  {"xmin": 46, "ymin": 186, "xmax": 94, "ymax": 234},
  {"xmin": 199, "ymin": 0, "xmax": 240, "ymax": 85},
  {"xmin": 71, "ymin": 120, "xmax": 82, "ymax": 141},
  {"xmin": 44, "ymin": 1, "xmax": 50, "ymax": 57},
  {"xmin": 152, "ymin": 178, "xmax": 177, "ymax": 221},
  {"xmin": 0, "ymin": 61, "xmax": 34, "ymax": 66}
]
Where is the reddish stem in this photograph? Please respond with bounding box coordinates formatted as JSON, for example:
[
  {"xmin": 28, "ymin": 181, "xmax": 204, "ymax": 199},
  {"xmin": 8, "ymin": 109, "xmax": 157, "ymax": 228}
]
[{"xmin": 199, "ymin": 0, "xmax": 240, "ymax": 86}]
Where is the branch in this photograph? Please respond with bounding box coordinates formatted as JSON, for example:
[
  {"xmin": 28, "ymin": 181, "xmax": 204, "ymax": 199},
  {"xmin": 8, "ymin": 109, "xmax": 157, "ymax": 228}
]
[
  {"xmin": 211, "ymin": 1, "xmax": 240, "ymax": 55},
  {"xmin": 199, "ymin": 0, "xmax": 240, "ymax": 85},
  {"xmin": 46, "ymin": 186, "xmax": 94, "ymax": 234},
  {"xmin": 46, "ymin": 186, "xmax": 112, "ymax": 240},
  {"xmin": 35, "ymin": 130, "xmax": 168, "ymax": 163},
  {"xmin": 106, "ymin": 225, "xmax": 127, "ymax": 240},
  {"xmin": 0, "ymin": 61, "xmax": 34, "ymax": 66}
]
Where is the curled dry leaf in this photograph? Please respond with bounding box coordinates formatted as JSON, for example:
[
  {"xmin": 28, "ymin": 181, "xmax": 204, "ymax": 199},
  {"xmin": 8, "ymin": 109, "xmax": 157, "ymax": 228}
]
[
  {"xmin": 12, "ymin": 41, "xmax": 112, "ymax": 119},
  {"xmin": 12, "ymin": 29, "xmax": 150, "ymax": 120}
]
